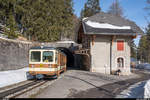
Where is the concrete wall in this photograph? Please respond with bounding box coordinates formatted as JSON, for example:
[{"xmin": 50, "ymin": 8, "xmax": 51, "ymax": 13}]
[
  {"xmin": 90, "ymin": 35, "xmax": 111, "ymax": 74},
  {"xmin": 0, "ymin": 38, "xmax": 34, "ymax": 71},
  {"xmin": 90, "ymin": 35, "xmax": 132, "ymax": 75}
]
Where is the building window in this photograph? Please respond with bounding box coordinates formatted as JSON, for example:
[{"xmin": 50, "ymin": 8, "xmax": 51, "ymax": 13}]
[
  {"xmin": 117, "ymin": 40, "xmax": 124, "ymax": 51},
  {"xmin": 117, "ymin": 57, "xmax": 124, "ymax": 68}
]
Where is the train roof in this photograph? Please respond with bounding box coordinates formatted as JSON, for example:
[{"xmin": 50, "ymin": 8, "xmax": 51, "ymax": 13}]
[
  {"xmin": 30, "ymin": 46, "xmax": 56, "ymax": 50},
  {"xmin": 30, "ymin": 46, "xmax": 66, "ymax": 56}
]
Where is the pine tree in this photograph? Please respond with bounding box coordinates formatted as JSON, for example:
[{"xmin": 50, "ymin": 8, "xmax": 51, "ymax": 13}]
[
  {"xmin": 80, "ymin": 0, "xmax": 101, "ymax": 18},
  {"xmin": 0, "ymin": 0, "xmax": 74, "ymax": 41},
  {"xmin": 131, "ymin": 40, "xmax": 137, "ymax": 59},
  {"xmin": 20, "ymin": 0, "xmax": 74, "ymax": 42},
  {"xmin": 59, "ymin": 0, "xmax": 74, "ymax": 40},
  {"xmin": 137, "ymin": 24, "xmax": 150, "ymax": 63},
  {"xmin": 108, "ymin": 0, "xmax": 123, "ymax": 17},
  {"xmin": 145, "ymin": 24, "xmax": 150, "ymax": 63},
  {"xmin": 0, "ymin": 0, "xmax": 19, "ymax": 39},
  {"xmin": 138, "ymin": 24, "xmax": 150, "ymax": 63},
  {"xmin": 138, "ymin": 35, "xmax": 148, "ymax": 63}
]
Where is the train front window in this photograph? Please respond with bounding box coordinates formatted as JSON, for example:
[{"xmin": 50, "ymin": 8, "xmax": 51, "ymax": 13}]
[
  {"xmin": 31, "ymin": 51, "xmax": 41, "ymax": 62},
  {"xmin": 43, "ymin": 51, "xmax": 54, "ymax": 62}
]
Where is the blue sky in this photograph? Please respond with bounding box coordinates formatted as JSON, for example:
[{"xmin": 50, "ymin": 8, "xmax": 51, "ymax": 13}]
[{"xmin": 73, "ymin": 0, "xmax": 149, "ymax": 46}]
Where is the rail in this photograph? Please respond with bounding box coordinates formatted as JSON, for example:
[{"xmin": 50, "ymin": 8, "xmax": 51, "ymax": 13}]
[{"xmin": 0, "ymin": 80, "xmax": 47, "ymax": 98}]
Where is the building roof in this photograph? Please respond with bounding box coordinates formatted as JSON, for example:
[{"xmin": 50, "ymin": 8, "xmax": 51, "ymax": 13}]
[{"xmin": 82, "ymin": 12, "xmax": 144, "ymax": 36}]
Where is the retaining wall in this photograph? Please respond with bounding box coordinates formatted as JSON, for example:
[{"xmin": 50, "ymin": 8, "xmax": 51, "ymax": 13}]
[{"xmin": 0, "ymin": 38, "xmax": 35, "ymax": 71}]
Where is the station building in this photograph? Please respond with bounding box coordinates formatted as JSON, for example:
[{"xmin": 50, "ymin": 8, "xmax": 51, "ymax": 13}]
[{"xmin": 76, "ymin": 12, "xmax": 143, "ymax": 75}]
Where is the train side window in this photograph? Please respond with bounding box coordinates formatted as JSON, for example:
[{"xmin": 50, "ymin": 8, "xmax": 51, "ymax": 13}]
[
  {"xmin": 43, "ymin": 51, "xmax": 54, "ymax": 62},
  {"xmin": 31, "ymin": 51, "xmax": 41, "ymax": 62}
]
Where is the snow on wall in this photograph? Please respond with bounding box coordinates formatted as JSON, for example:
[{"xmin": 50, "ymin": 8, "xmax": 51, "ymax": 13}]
[
  {"xmin": 85, "ymin": 20, "xmax": 131, "ymax": 29},
  {"xmin": 144, "ymin": 80, "xmax": 150, "ymax": 98},
  {"xmin": 0, "ymin": 67, "xmax": 29, "ymax": 88}
]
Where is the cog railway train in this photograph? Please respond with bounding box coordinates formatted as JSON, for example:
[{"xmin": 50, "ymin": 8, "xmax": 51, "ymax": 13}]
[{"xmin": 26, "ymin": 46, "xmax": 67, "ymax": 79}]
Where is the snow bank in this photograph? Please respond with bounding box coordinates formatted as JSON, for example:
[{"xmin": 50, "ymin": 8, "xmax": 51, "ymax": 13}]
[
  {"xmin": 144, "ymin": 80, "xmax": 150, "ymax": 98},
  {"xmin": 0, "ymin": 67, "xmax": 29, "ymax": 88},
  {"xmin": 116, "ymin": 81, "xmax": 146, "ymax": 98},
  {"xmin": 85, "ymin": 20, "xmax": 131, "ymax": 29}
]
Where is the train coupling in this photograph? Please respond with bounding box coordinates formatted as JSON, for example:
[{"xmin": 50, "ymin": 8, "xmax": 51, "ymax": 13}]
[
  {"xmin": 26, "ymin": 72, "xmax": 35, "ymax": 80},
  {"xmin": 35, "ymin": 74, "xmax": 44, "ymax": 80}
]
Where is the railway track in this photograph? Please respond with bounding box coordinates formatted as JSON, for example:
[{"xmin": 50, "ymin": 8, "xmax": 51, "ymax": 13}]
[{"xmin": 0, "ymin": 80, "xmax": 48, "ymax": 99}]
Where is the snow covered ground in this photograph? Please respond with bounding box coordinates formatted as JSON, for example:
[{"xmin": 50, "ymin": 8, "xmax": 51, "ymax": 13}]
[
  {"xmin": 116, "ymin": 63, "xmax": 150, "ymax": 98},
  {"xmin": 144, "ymin": 80, "xmax": 150, "ymax": 98},
  {"xmin": 116, "ymin": 80, "xmax": 150, "ymax": 98},
  {"xmin": 0, "ymin": 67, "xmax": 29, "ymax": 88},
  {"xmin": 116, "ymin": 81, "xmax": 146, "ymax": 98}
]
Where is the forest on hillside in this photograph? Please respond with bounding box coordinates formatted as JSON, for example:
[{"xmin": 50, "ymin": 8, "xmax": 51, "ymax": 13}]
[{"xmin": 0, "ymin": 0, "xmax": 78, "ymax": 42}]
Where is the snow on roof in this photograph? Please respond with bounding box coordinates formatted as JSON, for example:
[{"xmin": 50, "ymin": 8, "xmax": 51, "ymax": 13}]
[
  {"xmin": 80, "ymin": 12, "xmax": 144, "ymax": 35},
  {"xmin": 85, "ymin": 20, "xmax": 131, "ymax": 30}
]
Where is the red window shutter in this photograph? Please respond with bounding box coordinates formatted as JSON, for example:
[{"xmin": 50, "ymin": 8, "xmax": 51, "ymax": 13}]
[{"xmin": 117, "ymin": 40, "xmax": 124, "ymax": 51}]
